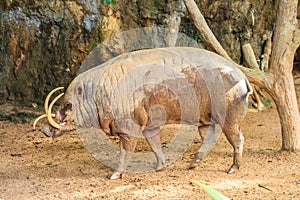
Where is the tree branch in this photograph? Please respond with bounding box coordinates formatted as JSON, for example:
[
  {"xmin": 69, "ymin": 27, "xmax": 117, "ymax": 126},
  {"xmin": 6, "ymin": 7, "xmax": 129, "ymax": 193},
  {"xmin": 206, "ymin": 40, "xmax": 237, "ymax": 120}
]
[
  {"xmin": 235, "ymin": 64, "xmax": 273, "ymax": 92},
  {"xmin": 183, "ymin": 0, "xmax": 232, "ymax": 61}
]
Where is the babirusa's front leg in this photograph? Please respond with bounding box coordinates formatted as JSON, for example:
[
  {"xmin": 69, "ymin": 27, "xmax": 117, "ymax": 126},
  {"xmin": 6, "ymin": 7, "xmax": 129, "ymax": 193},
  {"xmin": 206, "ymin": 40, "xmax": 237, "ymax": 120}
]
[{"xmin": 110, "ymin": 133, "xmax": 137, "ymax": 180}]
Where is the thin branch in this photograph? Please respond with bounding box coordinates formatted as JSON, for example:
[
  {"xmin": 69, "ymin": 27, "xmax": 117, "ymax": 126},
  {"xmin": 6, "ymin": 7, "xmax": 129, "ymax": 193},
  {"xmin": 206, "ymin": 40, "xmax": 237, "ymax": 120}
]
[
  {"xmin": 260, "ymin": 31, "xmax": 273, "ymax": 72},
  {"xmin": 252, "ymin": 85, "xmax": 265, "ymax": 111}
]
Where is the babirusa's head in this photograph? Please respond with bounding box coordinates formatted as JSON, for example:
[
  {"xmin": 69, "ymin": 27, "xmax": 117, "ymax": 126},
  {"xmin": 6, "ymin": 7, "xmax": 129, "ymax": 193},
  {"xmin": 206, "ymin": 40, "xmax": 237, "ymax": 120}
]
[{"xmin": 33, "ymin": 86, "xmax": 75, "ymax": 138}]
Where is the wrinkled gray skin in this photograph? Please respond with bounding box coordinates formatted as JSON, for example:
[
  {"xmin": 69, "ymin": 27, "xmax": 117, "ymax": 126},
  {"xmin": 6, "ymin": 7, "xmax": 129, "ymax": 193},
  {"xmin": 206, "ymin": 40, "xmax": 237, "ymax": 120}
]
[{"xmin": 44, "ymin": 47, "xmax": 252, "ymax": 179}]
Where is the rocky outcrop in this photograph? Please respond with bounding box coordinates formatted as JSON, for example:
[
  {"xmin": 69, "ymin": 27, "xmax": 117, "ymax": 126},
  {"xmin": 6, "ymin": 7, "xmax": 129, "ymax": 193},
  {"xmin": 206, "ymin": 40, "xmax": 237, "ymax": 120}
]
[{"xmin": 0, "ymin": 0, "xmax": 276, "ymax": 104}]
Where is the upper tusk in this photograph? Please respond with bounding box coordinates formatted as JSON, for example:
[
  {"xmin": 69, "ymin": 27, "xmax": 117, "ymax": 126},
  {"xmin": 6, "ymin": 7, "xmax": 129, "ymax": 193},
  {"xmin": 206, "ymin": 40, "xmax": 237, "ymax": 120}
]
[
  {"xmin": 33, "ymin": 114, "xmax": 47, "ymax": 129},
  {"xmin": 47, "ymin": 93, "xmax": 64, "ymax": 129},
  {"xmin": 44, "ymin": 87, "xmax": 64, "ymax": 114}
]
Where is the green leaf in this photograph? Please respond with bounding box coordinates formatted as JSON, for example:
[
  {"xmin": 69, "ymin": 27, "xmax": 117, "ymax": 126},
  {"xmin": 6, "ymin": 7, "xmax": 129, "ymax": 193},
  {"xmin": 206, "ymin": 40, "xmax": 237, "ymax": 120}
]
[
  {"xmin": 193, "ymin": 180, "xmax": 230, "ymax": 200},
  {"xmin": 106, "ymin": 0, "xmax": 116, "ymax": 6}
]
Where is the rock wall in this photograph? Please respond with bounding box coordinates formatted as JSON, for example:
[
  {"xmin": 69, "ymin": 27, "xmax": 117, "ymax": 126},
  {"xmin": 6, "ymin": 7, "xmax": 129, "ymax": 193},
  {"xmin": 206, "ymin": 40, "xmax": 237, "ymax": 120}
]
[{"xmin": 0, "ymin": 0, "xmax": 276, "ymax": 104}]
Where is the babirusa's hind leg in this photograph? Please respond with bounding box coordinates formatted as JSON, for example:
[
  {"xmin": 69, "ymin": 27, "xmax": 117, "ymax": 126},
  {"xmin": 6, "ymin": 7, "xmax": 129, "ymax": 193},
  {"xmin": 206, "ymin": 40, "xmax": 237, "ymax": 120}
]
[
  {"xmin": 189, "ymin": 124, "xmax": 222, "ymax": 169},
  {"xmin": 146, "ymin": 133, "xmax": 165, "ymax": 171},
  {"xmin": 223, "ymin": 124, "xmax": 244, "ymax": 174}
]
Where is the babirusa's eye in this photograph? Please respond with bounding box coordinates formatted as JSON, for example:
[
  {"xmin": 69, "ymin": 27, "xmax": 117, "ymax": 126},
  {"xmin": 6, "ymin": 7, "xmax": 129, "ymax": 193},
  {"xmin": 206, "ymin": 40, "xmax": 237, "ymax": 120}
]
[{"xmin": 65, "ymin": 103, "xmax": 72, "ymax": 110}]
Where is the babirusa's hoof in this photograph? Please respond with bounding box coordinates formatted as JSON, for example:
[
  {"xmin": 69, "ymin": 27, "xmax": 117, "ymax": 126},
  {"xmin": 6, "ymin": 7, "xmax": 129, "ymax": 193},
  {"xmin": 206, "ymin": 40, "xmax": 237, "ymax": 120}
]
[
  {"xmin": 226, "ymin": 165, "xmax": 239, "ymax": 174},
  {"xmin": 110, "ymin": 171, "xmax": 122, "ymax": 180},
  {"xmin": 155, "ymin": 162, "xmax": 166, "ymax": 172},
  {"xmin": 188, "ymin": 162, "xmax": 198, "ymax": 169},
  {"xmin": 189, "ymin": 154, "xmax": 201, "ymax": 169}
]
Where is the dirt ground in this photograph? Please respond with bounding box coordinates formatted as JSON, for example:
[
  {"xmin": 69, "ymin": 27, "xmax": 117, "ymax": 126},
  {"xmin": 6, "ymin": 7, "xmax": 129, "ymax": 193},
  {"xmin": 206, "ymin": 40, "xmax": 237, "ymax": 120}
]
[{"xmin": 0, "ymin": 98, "xmax": 299, "ymax": 199}]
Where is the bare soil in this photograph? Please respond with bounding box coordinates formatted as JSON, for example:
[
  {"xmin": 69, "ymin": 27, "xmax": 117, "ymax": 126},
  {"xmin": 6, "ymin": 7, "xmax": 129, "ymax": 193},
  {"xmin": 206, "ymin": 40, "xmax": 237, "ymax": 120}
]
[{"xmin": 0, "ymin": 102, "xmax": 299, "ymax": 200}]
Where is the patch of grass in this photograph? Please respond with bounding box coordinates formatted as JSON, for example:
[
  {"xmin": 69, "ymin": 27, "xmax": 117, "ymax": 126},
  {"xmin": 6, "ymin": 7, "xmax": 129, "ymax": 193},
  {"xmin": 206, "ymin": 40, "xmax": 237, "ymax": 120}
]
[{"xmin": 0, "ymin": 110, "xmax": 39, "ymax": 123}]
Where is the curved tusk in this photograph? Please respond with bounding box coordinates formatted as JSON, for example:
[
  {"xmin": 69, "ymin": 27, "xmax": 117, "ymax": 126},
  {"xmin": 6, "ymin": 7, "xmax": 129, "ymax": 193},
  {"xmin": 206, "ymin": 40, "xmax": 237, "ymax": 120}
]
[
  {"xmin": 47, "ymin": 93, "xmax": 64, "ymax": 129},
  {"xmin": 33, "ymin": 87, "xmax": 64, "ymax": 129},
  {"xmin": 33, "ymin": 114, "xmax": 47, "ymax": 129},
  {"xmin": 44, "ymin": 87, "xmax": 64, "ymax": 114}
]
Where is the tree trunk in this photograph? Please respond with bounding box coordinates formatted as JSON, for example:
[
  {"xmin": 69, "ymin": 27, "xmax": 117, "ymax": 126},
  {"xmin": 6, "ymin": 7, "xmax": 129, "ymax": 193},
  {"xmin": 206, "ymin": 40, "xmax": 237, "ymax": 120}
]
[
  {"xmin": 268, "ymin": 0, "xmax": 300, "ymax": 151},
  {"xmin": 271, "ymin": 73, "xmax": 300, "ymax": 151}
]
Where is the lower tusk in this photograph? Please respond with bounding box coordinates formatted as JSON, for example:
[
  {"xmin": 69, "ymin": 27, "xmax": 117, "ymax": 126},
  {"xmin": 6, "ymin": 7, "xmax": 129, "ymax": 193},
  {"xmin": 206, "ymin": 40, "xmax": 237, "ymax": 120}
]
[
  {"xmin": 33, "ymin": 113, "xmax": 56, "ymax": 129},
  {"xmin": 47, "ymin": 93, "xmax": 64, "ymax": 129},
  {"xmin": 33, "ymin": 114, "xmax": 47, "ymax": 129}
]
